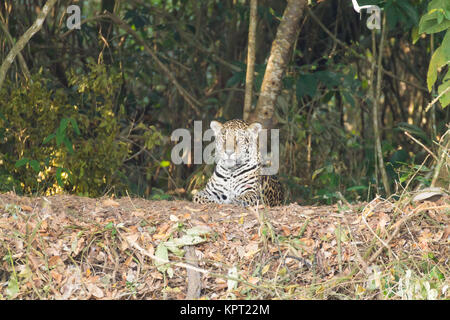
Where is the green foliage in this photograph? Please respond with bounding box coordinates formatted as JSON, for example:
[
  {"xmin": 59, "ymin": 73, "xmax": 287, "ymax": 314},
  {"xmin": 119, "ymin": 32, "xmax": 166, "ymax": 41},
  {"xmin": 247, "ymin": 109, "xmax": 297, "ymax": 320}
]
[
  {"xmin": 418, "ymin": 0, "xmax": 450, "ymax": 34},
  {"xmin": 65, "ymin": 62, "xmax": 130, "ymax": 196},
  {"xmin": 385, "ymin": 0, "xmax": 420, "ymax": 30},
  {"xmin": 418, "ymin": 0, "xmax": 450, "ymax": 107},
  {"xmin": 0, "ymin": 63, "xmax": 154, "ymax": 196},
  {"xmin": 0, "ymin": 72, "xmax": 78, "ymax": 194}
]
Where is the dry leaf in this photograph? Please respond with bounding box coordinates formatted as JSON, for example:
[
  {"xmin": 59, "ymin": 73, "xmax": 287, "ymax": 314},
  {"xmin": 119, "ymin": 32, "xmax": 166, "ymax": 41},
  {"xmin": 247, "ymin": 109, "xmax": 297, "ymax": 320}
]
[
  {"xmin": 261, "ymin": 264, "xmax": 270, "ymax": 275},
  {"xmin": 48, "ymin": 255, "xmax": 63, "ymax": 268},
  {"xmin": 157, "ymin": 223, "xmax": 170, "ymax": 234},
  {"xmin": 377, "ymin": 212, "xmax": 390, "ymax": 235},
  {"xmin": 50, "ymin": 270, "xmax": 63, "ymax": 284},
  {"xmin": 86, "ymin": 283, "xmax": 104, "ymax": 299},
  {"xmin": 102, "ymin": 199, "xmax": 120, "ymax": 207},
  {"xmin": 183, "ymin": 213, "xmax": 192, "ymax": 219},
  {"xmin": 39, "ymin": 219, "xmax": 48, "ymax": 233},
  {"xmin": 124, "ymin": 255, "xmax": 133, "ymax": 267},
  {"xmin": 131, "ymin": 209, "xmax": 145, "ymax": 217},
  {"xmin": 215, "ymin": 278, "xmax": 226, "ymax": 284},
  {"xmin": 443, "ymin": 225, "xmax": 450, "ymax": 240},
  {"xmin": 248, "ymin": 277, "xmax": 260, "ymax": 285},
  {"xmin": 184, "ymin": 206, "xmax": 202, "ymax": 212},
  {"xmin": 153, "ymin": 233, "xmax": 168, "ymax": 240},
  {"xmin": 244, "ymin": 242, "xmax": 259, "ymax": 258},
  {"xmin": 21, "ymin": 205, "xmax": 33, "ymax": 212},
  {"xmin": 126, "ymin": 233, "xmax": 139, "ymax": 244},
  {"xmin": 281, "ymin": 226, "xmax": 291, "ymax": 236},
  {"xmin": 150, "ymin": 271, "xmax": 163, "ymax": 280}
]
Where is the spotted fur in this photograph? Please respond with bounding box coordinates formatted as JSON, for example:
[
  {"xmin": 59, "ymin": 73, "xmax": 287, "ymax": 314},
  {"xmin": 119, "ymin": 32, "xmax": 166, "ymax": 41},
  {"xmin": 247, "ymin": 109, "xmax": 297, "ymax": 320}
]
[{"xmin": 193, "ymin": 119, "xmax": 284, "ymax": 207}]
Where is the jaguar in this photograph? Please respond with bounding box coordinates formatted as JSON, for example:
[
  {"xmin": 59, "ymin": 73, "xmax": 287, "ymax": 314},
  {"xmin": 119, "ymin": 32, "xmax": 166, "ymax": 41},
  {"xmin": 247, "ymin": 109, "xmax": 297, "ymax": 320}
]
[{"xmin": 192, "ymin": 119, "xmax": 284, "ymax": 207}]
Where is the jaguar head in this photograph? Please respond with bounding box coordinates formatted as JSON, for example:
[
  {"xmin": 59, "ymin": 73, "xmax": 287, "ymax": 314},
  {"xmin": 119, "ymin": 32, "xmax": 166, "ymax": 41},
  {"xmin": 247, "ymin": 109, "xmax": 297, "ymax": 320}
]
[{"xmin": 210, "ymin": 120, "xmax": 262, "ymax": 170}]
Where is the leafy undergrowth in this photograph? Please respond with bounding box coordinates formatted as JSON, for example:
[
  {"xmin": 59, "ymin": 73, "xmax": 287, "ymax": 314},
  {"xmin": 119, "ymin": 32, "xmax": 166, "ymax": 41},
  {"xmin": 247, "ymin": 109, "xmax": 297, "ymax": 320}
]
[{"xmin": 0, "ymin": 192, "xmax": 448, "ymax": 300}]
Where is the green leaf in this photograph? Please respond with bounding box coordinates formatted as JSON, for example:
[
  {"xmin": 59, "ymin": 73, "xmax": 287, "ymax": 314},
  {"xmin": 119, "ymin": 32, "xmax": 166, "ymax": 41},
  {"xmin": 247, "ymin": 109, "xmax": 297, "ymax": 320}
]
[
  {"xmin": 185, "ymin": 226, "xmax": 211, "ymax": 236},
  {"xmin": 56, "ymin": 167, "xmax": 63, "ymax": 187},
  {"xmin": 427, "ymin": 0, "xmax": 450, "ymax": 13},
  {"xmin": 29, "ymin": 160, "xmax": 40, "ymax": 173},
  {"xmin": 396, "ymin": 122, "xmax": 431, "ymax": 145},
  {"xmin": 160, "ymin": 160, "xmax": 170, "ymax": 167},
  {"xmin": 6, "ymin": 275, "xmax": 19, "ymax": 298},
  {"xmin": 226, "ymin": 71, "xmax": 245, "ymax": 87},
  {"xmin": 63, "ymin": 137, "xmax": 74, "ymax": 154},
  {"xmin": 346, "ymin": 185, "xmax": 368, "ymax": 192},
  {"xmin": 15, "ymin": 158, "xmax": 29, "ymax": 168},
  {"xmin": 419, "ymin": 4, "xmax": 450, "ymax": 35},
  {"xmin": 59, "ymin": 118, "xmax": 70, "ymax": 134},
  {"xmin": 385, "ymin": 0, "xmax": 401, "ymax": 30},
  {"xmin": 69, "ymin": 118, "xmax": 81, "ymax": 135},
  {"xmin": 166, "ymin": 234, "xmax": 206, "ymax": 248},
  {"xmin": 56, "ymin": 131, "xmax": 63, "ymax": 146},
  {"xmin": 411, "ymin": 26, "xmax": 420, "ymax": 44},
  {"xmin": 43, "ymin": 133, "xmax": 56, "ymax": 144},
  {"xmin": 296, "ymin": 74, "xmax": 317, "ymax": 99},
  {"xmin": 312, "ymin": 167, "xmax": 324, "ymax": 181},
  {"xmin": 427, "ymin": 30, "xmax": 450, "ymax": 91},
  {"xmin": 18, "ymin": 265, "xmax": 32, "ymax": 281},
  {"xmin": 341, "ymin": 91, "xmax": 355, "ymax": 108},
  {"xmin": 396, "ymin": 1, "xmax": 419, "ymax": 25},
  {"xmin": 315, "ymin": 71, "xmax": 339, "ymax": 88},
  {"xmin": 104, "ymin": 222, "xmax": 115, "ymax": 230},
  {"xmin": 437, "ymin": 79, "xmax": 450, "ymax": 108},
  {"xmin": 155, "ymin": 243, "xmax": 169, "ymax": 273}
]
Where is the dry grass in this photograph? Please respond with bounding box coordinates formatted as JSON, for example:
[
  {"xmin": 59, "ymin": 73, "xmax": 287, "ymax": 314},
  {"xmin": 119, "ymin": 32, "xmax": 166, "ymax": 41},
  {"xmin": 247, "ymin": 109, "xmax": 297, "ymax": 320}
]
[{"xmin": 0, "ymin": 190, "xmax": 448, "ymax": 300}]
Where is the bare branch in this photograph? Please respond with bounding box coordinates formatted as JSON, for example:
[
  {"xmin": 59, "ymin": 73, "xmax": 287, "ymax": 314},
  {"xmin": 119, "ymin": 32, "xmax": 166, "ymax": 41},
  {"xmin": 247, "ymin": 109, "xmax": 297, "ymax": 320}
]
[
  {"xmin": 0, "ymin": 0, "xmax": 58, "ymax": 90},
  {"xmin": 103, "ymin": 11, "xmax": 202, "ymax": 116}
]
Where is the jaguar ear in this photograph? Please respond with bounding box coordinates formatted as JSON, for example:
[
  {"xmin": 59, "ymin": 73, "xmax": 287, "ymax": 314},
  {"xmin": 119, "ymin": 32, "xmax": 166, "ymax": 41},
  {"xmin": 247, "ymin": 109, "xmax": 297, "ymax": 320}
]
[
  {"xmin": 210, "ymin": 120, "xmax": 223, "ymax": 135},
  {"xmin": 248, "ymin": 122, "xmax": 262, "ymax": 137}
]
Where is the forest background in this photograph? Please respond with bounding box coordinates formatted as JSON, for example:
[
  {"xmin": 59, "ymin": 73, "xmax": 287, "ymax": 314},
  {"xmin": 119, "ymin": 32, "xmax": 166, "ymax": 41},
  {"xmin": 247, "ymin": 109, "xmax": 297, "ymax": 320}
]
[{"xmin": 0, "ymin": 0, "xmax": 449, "ymax": 204}]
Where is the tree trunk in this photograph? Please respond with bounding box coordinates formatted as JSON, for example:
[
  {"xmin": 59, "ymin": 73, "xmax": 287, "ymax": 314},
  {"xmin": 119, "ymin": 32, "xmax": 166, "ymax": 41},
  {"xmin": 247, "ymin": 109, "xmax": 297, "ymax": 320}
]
[
  {"xmin": 243, "ymin": 0, "xmax": 258, "ymax": 121},
  {"xmin": 248, "ymin": 0, "xmax": 307, "ymax": 129}
]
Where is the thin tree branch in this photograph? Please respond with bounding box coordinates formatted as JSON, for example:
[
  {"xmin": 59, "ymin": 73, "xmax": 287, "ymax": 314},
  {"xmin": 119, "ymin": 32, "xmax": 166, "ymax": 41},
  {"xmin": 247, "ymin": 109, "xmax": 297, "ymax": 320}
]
[
  {"xmin": 103, "ymin": 11, "xmax": 202, "ymax": 116},
  {"xmin": 431, "ymin": 137, "xmax": 450, "ymax": 188},
  {"xmin": 307, "ymin": 7, "xmax": 428, "ymax": 93},
  {"xmin": 372, "ymin": 14, "xmax": 391, "ymax": 195},
  {"xmin": 0, "ymin": 0, "xmax": 57, "ymax": 90},
  {"xmin": 425, "ymin": 86, "xmax": 450, "ymax": 112},
  {"xmin": 0, "ymin": 11, "xmax": 31, "ymax": 81},
  {"xmin": 59, "ymin": 14, "xmax": 110, "ymax": 38},
  {"xmin": 404, "ymin": 131, "xmax": 438, "ymax": 161}
]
